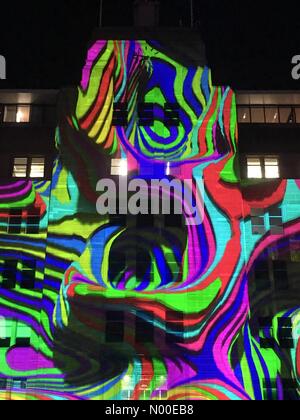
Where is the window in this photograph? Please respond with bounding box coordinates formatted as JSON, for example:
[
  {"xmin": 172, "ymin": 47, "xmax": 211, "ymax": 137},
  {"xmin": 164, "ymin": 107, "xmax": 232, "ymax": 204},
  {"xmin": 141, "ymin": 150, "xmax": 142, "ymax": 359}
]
[
  {"xmin": 238, "ymin": 107, "xmax": 251, "ymax": 123},
  {"xmin": 26, "ymin": 207, "xmax": 40, "ymax": 234},
  {"xmin": 29, "ymin": 158, "xmax": 45, "ymax": 178},
  {"xmin": 254, "ymin": 261, "xmax": 271, "ymax": 291},
  {"xmin": 238, "ymin": 105, "xmax": 300, "ymax": 125},
  {"xmin": 258, "ymin": 317, "xmax": 275, "ymax": 348},
  {"xmin": 263, "ymin": 380, "xmax": 277, "ymax": 400},
  {"xmin": 111, "ymin": 159, "xmax": 128, "ymax": 176},
  {"xmin": 0, "ymin": 318, "xmax": 12, "ymax": 348},
  {"xmin": 0, "ymin": 260, "xmax": 18, "ymax": 290},
  {"xmin": 12, "ymin": 157, "xmax": 45, "ymax": 179},
  {"xmin": 0, "ymin": 260, "xmax": 37, "ymax": 290},
  {"xmin": 105, "ymin": 311, "xmax": 125, "ymax": 343},
  {"xmin": 264, "ymin": 158, "xmax": 280, "ymax": 179},
  {"xmin": 278, "ymin": 318, "xmax": 294, "ymax": 349},
  {"xmin": 13, "ymin": 158, "xmax": 28, "ymax": 178},
  {"xmin": 258, "ymin": 318, "xmax": 293, "ymax": 350},
  {"xmin": 273, "ymin": 261, "xmax": 288, "ymax": 290},
  {"xmin": 3, "ymin": 105, "xmax": 30, "ymax": 123},
  {"xmin": 138, "ymin": 104, "xmax": 154, "ymax": 127},
  {"xmin": 247, "ymin": 158, "xmax": 262, "ymax": 179},
  {"xmin": 21, "ymin": 261, "xmax": 36, "ymax": 290},
  {"xmin": 15, "ymin": 322, "xmax": 32, "ymax": 348},
  {"xmin": 295, "ymin": 107, "xmax": 300, "ymax": 123},
  {"xmin": 8, "ymin": 209, "xmax": 22, "ymax": 234},
  {"xmin": 136, "ymin": 250, "xmax": 151, "ymax": 280},
  {"xmin": 251, "ymin": 207, "xmax": 283, "ymax": 236},
  {"xmin": 135, "ymin": 312, "xmax": 154, "ymax": 343},
  {"xmin": 164, "ymin": 103, "xmax": 180, "ymax": 127},
  {"xmin": 251, "ymin": 209, "xmax": 266, "ymax": 235},
  {"xmin": 263, "ymin": 379, "xmax": 297, "ymax": 400},
  {"xmin": 112, "ymin": 103, "xmax": 128, "ymax": 126},
  {"xmin": 251, "ymin": 107, "xmax": 265, "ymax": 123},
  {"xmin": 247, "ymin": 157, "xmax": 279, "ymax": 179},
  {"xmin": 7, "ymin": 207, "xmax": 41, "ymax": 235},
  {"xmin": 289, "ymin": 235, "xmax": 300, "ymax": 262},
  {"xmin": 279, "ymin": 107, "xmax": 295, "ymax": 124},
  {"xmin": 112, "ymin": 102, "xmax": 183, "ymax": 127},
  {"xmin": 166, "ymin": 311, "xmax": 185, "ymax": 344},
  {"xmin": 269, "ymin": 207, "xmax": 283, "ymax": 235},
  {"xmin": 137, "ymin": 214, "xmax": 154, "ymax": 228},
  {"xmin": 108, "ymin": 251, "xmax": 126, "ymax": 285},
  {"xmin": 265, "ymin": 107, "xmax": 279, "ymax": 123}
]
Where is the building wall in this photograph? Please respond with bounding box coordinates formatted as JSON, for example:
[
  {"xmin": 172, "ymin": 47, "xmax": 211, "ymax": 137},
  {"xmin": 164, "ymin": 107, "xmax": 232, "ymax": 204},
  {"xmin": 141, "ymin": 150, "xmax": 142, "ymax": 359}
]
[{"xmin": 0, "ymin": 39, "xmax": 299, "ymax": 400}]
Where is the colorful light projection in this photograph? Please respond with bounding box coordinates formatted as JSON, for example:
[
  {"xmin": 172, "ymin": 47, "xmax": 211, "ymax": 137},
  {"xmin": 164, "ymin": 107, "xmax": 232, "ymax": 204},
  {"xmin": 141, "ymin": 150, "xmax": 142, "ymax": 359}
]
[{"xmin": 0, "ymin": 40, "xmax": 299, "ymax": 400}]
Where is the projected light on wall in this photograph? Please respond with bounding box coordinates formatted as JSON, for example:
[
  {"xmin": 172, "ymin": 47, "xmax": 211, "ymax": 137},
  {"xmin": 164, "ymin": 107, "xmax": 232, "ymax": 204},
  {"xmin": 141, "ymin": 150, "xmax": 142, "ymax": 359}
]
[{"xmin": 0, "ymin": 39, "xmax": 299, "ymax": 400}]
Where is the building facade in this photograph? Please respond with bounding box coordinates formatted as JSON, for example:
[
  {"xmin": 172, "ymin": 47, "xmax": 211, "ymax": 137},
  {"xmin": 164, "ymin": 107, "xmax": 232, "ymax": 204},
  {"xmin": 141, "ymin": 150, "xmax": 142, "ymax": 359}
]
[{"xmin": 0, "ymin": 31, "xmax": 299, "ymax": 400}]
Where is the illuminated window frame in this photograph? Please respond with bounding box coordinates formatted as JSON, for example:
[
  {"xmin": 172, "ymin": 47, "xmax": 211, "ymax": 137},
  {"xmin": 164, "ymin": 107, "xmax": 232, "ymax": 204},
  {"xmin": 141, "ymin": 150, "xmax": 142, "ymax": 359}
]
[
  {"xmin": 247, "ymin": 156, "xmax": 280, "ymax": 179},
  {"xmin": 12, "ymin": 157, "xmax": 45, "ymax": 179},
  {"xmin": 3, "ymin": 105, "xmax": 31, "ymax": 123},
  {"xmin": 111, "ymin": 159, "xmax": 128, "ymax": 176}
]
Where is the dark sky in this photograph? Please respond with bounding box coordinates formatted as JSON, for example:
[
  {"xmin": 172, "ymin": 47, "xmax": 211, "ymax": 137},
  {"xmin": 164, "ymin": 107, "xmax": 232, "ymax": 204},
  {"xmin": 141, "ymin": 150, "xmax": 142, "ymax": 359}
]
[{"xmin": 0, "ymin": 0, "xmax": 299, "ymax": 91}]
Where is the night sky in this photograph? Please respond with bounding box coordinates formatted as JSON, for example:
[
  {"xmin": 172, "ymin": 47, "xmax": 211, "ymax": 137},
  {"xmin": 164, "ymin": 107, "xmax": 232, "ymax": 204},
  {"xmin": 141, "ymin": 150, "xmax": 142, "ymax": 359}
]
[{"xmin": 0, "ymin": 0, "xmax": 299, "ymax": 91}]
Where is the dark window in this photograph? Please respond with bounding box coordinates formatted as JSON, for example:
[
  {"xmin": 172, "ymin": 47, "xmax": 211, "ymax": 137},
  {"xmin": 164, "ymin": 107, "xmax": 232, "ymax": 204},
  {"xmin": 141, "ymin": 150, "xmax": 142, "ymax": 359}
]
[
  {"xmin": 26, "ymin": 207, "xmax": 41, "ymax": 234},
  {"xmin": 109, "ymin": 200, "xmax": 127, "ymax": 226},
  {"xmin": 0, "ymin": 260, "xmax": 18, "ymax": 289},
  {"xmin": 136, "ymin": 313, "xmax": 154, "ymax": 343},
  {"xmin": 282, "ymin": 379, "xmax": 298, "ymax": 400},
  {"xmin": 108, "ymin": 251, "xmax": 126, "ymax": 284},
  {"xmin": 15, "ymin": 338, "xmax": 31, "ymax": 348},
  {"xmin": 269, "ymin": 207, "xmax": 283, "ymax": 235},
  {"xmin": 254, "ymin": 260, "xmax": 271, "ymax": 291},
  {"xmin": 165, "ymin": 214, "xmax": 182, "ymax": 228},
  {"xmin": 263, "ymin": 379, "xmax": 277, "ymax": 400},
  {"xmin": 273, "ymin": 261, "xmax": 289, "ymax": 290},
  {"xmin": 136, "ymin": 250, "xmax": 151, "ymax": 280},
  {"xmin": 137, "ymin": 214, "xmax": 154, "ymax": 228},
  {"xmin": 0, "ymin": 339, "xmax": 10, "ymax": 348},
  {"xmin": 278, "ymin": 318, "xmax": 293, "ymax": 349},
  {"xmin": 112, "ymin": 103, "xmax": 128, "ymax": 126},
  {"xmin": 164, "ymin": 103, "xmax": 180, "ymax": 127},
  {"xmin": 8, "ymin": 209, "xmax": 22, "ymax": 234},
  {"xmin": 21, "ymin": 261, "xmax": 36, "ymax": 290},
  {"xmin": 0, "ymin": 379, "xmax": 8, "ymax": 389},
  {"xmin": 251, "ymin": 209, "xmax": 266, "ymax": 235},
  {"xmin": 166, "ymin": 311, "xmax": 185, "ymax": 344},
  {"xmin": 138, "ymin": 104, "xmax": 154, "ymax": 127},
  {"xmin": 105, "ymin": 311, "xmax": 125, "ymax": 343}
]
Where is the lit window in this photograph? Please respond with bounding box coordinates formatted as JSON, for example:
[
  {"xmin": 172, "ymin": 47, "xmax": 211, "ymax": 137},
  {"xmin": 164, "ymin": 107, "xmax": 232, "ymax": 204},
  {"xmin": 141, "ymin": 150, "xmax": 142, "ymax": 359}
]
[
  {"xmin": 296, "ymin": 107, "xmax": 300, "ymax": 123},
  {"xmin": 29, "ymin": 157, "xmax": 45, "ymax": 178},
  {"xmin": 111, "ymin": 159, "xmax": 128, "ymax": 176},
  {"xmin": 264, "ymin": 158, "xmax": 279, "ymax": 179},
  {"xmin": 16, "ymin": 106, "xmax": 30, "ymax": 123},
  {"xmin": 4, "ymin": 106, "xmax": 17, "ymax": 122},
  {"xmin": 238, "ymin": 107, "xmax": 251, "ymax": 123},
  {"xmin": 12, "ymin": 157, "xmax": 45, "ymax": 179},
  {"xmin": 279, "ymin": 107, "xmax": 295, "ymax": 124},
  {"xmin": 265, "ymin": 107, "xmax": 279, "ymax": 124},
  {"xmin": 3, "ymin": 105, "xmax": 30, "ymax": 123},
  {"xmin": 247, "ymin": 157, "xmax": 280, "ymax": 179},
  {"xmin": 247, "ymin": 158, "xmax": 263, "ymax": 179},
  {"xmin": 251, "ymin": 107, "xmax": 265, "ymax": 123},
  {"xmin": 13, "ymin": 158, "xmax": 28, "ymax": 178}
]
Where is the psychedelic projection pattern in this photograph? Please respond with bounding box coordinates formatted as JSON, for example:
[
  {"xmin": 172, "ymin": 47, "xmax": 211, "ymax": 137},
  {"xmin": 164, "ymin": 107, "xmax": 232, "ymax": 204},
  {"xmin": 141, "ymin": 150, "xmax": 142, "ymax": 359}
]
[{"xmin": 0, "ymin": 40, "xmax": 299, "ymax": 400}]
